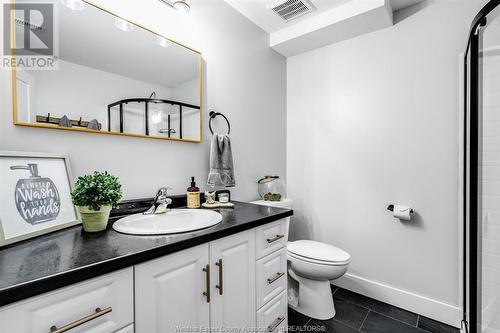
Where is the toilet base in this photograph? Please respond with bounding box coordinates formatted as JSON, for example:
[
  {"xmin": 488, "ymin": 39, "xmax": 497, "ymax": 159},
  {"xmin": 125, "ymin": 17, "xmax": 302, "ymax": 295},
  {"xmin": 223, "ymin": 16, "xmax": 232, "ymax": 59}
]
[{"xmin": 288, "ymin": 270, "xmax": 336, "ymax": 320}]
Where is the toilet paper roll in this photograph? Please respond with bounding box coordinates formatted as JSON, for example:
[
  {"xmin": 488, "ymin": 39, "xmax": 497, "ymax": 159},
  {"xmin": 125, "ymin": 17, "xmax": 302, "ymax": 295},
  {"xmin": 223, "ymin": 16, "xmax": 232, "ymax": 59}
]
[{"xmin": 393, "ymin": 205, "xmax": 412, "ymax": 221}]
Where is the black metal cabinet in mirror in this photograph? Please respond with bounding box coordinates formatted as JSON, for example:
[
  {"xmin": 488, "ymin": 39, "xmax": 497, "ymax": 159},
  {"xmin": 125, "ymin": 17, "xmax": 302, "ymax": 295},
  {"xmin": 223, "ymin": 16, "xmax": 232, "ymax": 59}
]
[{"xmin": 12, "ymin": 0, "xmax": 202, "ymax": 143}]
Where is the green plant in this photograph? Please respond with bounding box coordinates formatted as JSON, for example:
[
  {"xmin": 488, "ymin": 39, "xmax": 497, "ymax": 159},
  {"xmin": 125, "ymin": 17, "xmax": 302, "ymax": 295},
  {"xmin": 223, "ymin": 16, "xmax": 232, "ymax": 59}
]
[
  {"xmin": 71, "ymin": 171, "xmax": 123, "ymax": 211},
  {"xmin": 264, "ymin": 192, "xmax": 282, "ymax": 201}
]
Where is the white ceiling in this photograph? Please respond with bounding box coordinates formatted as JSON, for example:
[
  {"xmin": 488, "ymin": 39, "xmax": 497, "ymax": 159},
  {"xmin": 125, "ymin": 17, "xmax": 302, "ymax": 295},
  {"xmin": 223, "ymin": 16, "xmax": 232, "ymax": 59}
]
[
  {"xmin": 223, "ymin": 0, "xmax": 353, "ymax": 34},
  {"xmin": 224, "ymin": 0, "xmax": 424, "ymax": 57},
  {"xmin": 224, "ymin": 0, "xmax": 422, "ymax": 34},
  {"xmin": 390, "ymin": 0, "xmax": 424, "ymax": 11}
]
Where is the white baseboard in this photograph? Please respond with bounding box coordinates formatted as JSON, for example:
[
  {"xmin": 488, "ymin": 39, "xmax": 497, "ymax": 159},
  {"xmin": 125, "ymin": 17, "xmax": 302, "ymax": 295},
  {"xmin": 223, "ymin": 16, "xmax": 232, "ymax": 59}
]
[{"xmin": 333, "ymin": 273, "xmax": 463, "ymax": 328}]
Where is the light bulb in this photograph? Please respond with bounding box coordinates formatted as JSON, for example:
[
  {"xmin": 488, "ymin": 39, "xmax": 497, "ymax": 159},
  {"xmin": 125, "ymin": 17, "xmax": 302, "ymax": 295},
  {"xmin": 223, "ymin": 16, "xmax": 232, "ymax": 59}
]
[
  {"xmin": 60, "ymin": 0, "xmax": 84, "ymax": 11},
  {"xmin": 156, "ymin": 36, "xmax": 173, "ymax": 48},
  {"xmin": 114, "ymin": 18, "xmax": 134, "ymax": 32}
]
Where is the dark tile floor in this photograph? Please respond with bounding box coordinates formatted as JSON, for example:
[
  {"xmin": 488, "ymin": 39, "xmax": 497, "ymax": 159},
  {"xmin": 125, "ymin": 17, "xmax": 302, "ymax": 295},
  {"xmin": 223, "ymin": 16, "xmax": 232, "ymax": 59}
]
[{"xmin": 288, "ymin": 286, "xmax": 459, "ymax": 333}]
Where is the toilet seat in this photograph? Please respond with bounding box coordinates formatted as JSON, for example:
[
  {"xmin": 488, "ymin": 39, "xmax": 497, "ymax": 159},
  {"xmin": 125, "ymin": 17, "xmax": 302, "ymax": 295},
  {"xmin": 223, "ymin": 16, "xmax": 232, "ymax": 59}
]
[
  {"xmin": 288, "ymin": 240, "xmax": 350, "ymax": 265},
  {"xmin": 288, "ymin": 251, "xmax": 350, "ymax": 266}
]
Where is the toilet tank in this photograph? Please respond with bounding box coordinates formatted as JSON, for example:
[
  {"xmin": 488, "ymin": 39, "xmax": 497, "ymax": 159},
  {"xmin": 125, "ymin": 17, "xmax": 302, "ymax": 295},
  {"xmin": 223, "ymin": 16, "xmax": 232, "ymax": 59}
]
[{"xmin": 250, "ymin": 198, "xmax": 293, "ymax": 209}]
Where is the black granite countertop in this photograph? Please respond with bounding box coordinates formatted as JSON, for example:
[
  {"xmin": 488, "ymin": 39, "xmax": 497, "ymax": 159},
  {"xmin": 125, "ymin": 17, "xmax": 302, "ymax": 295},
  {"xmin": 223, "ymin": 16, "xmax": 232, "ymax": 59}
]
[{"xmin": 0, "ymin": 200, "xmax": 292, "ymax": 307}]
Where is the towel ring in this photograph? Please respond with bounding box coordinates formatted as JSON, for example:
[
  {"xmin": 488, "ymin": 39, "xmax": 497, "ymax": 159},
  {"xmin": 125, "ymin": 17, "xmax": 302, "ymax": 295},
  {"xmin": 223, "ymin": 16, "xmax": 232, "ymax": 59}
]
[{"xmin": 209, "ymin": 111, "xmax": 231, "ymax": 135}]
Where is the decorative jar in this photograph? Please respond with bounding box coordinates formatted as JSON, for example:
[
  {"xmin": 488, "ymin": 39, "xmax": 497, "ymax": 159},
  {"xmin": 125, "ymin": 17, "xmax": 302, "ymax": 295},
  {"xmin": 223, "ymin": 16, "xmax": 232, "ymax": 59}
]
[{"xmin": 257, "ymin": 176, "xmax": 286, "ymax": 201}]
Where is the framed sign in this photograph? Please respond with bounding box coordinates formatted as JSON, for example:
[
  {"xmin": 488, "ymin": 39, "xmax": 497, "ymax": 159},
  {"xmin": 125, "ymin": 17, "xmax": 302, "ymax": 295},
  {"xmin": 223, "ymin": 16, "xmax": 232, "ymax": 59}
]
[{"xmin": 0, "ymin": 151, "xmax": 79, "ymax": 247}]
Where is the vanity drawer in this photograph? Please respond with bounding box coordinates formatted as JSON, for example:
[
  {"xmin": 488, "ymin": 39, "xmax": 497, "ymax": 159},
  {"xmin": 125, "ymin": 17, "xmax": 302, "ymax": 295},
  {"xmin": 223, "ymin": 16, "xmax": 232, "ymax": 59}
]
[
  {"xmin": 256, "ymin": 218, "xmax": 289, "ymax": 259},
  {"xmin": 257, "ymin": 291, "xmax": 287, "ymax": 333},
  {"xmin": 0, "ymin": 268, "xmax": 134, "ymax": 333},
  {"xmin": 256, "ymin": 247, "xmax": 287, "ymax": 309}
]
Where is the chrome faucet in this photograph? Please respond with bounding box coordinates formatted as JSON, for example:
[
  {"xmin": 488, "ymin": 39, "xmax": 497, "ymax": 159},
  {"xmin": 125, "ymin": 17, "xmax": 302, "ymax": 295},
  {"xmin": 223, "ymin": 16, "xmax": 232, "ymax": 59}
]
[{"xmin": 144, "ymin": 187, "xmax": 173, "ymax": 215}]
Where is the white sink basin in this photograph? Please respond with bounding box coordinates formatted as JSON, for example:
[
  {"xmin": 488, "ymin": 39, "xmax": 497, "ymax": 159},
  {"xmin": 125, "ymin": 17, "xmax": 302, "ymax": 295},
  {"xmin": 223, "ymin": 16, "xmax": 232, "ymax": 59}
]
[{"xmin": 112, "ymin": 209, "xmax": 223, "ymax": 235}]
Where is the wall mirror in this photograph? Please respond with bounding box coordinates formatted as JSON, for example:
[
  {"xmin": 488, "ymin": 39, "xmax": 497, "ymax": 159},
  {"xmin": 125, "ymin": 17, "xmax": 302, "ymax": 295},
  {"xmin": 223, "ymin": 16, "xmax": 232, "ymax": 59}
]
[{"xmin": 12, "ymin": 1, "xmax": 202, "ymax": 143}]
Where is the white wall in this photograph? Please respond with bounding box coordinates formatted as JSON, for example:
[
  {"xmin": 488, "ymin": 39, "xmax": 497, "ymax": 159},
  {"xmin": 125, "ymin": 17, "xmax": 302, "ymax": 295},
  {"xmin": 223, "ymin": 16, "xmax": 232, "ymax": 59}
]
[
  {"xmin": 28, "ymin": 59, "xmax": 171, "ymax": 134},
  {"xmin": 0, "ymin": 0, "xmax": 287, "ymax": 200},
  {"xmin": 171, "ymin": 78, "xmax": 200, "ymax": 105},
  {"xmin": 287, "ymin": 0, "xmax": 486, "ymax": 327}
]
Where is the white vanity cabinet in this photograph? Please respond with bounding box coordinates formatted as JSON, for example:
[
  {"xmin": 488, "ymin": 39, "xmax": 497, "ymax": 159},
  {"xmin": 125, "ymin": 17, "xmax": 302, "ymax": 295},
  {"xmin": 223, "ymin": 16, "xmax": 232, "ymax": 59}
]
[
  {"xmin": 135, "ymin": 229, "xmax": 256, "ymax": 333},
  {"xmin": 135, "ymin": 219, "xmax": 289, "ymax": 333},
  {"xmin": 255, "ymin": 219, "xmax": 289, "ymax": 333},
  {"xmin": 0, "ymin": 217, "xmax": 290, "ymax": 333}
]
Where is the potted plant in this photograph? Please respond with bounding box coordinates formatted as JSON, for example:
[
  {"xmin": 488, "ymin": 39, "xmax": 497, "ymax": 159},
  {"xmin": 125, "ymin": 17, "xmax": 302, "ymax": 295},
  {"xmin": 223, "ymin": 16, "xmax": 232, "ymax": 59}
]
[{"xmin": 71, "ymin": 171, "xmax": 123, "ymax": 232}]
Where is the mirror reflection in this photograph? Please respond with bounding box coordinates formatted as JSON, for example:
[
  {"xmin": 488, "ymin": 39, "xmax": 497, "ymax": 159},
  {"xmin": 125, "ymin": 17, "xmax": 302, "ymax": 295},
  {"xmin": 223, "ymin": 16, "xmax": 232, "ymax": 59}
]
[{"xmin": 14, "ymin": 1, "xmax": 202, "ymax": 142}]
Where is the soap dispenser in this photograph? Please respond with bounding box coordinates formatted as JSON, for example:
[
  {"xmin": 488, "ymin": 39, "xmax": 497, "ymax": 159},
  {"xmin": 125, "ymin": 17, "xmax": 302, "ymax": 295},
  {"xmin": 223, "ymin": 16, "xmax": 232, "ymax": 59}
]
[{"xmin": 187, "ymin": 177, "xmax": 200, "ymax": 208}]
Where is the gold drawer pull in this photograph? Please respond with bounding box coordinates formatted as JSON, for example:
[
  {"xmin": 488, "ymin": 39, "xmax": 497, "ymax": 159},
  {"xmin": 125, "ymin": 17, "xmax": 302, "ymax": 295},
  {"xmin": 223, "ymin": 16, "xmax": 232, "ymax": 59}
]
[
  {"xmin": 266, "ymin": 234, "xmax": 284, "ymax": 244},
  {"xmin": 203, "ymin": 264, "xmax": 211, "ymax": 303},
  {"xmin": 267, "ymin": 272, "xmax": 285, "ymax": 284},
  {"xmin": 215, "ymin": 259, "xmax": 223, "ymax": 295},
  {"xmin": 49, "ymin": 307, "xmax": 112, "ymax": 333},
  {"xmin": 268, "ymin": 316, "xmax": 285, "ymax": 332}
]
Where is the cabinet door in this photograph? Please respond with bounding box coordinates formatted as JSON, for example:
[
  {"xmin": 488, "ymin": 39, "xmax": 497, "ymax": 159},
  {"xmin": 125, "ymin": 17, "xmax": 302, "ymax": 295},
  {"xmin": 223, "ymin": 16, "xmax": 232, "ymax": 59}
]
[
  {"xmin": 135, "ymin": 244, "xmax": 210, "ymax": 333},
  {"xmin": 210, "ymin": 230, "xmax": 256, "ymax": 329}
]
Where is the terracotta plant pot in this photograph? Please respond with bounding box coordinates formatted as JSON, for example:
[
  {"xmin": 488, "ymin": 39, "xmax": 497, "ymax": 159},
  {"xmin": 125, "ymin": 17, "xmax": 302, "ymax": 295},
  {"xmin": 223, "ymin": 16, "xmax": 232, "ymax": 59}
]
[{"xmin": 77, "ymin": 205, "xmax": 112, "ymax": 232}]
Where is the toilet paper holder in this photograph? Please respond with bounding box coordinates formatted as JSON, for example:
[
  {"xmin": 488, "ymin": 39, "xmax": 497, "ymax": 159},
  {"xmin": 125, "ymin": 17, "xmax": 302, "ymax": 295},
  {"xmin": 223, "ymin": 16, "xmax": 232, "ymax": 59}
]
[{"xmin": 387, "ymin": 204, "xmax": 414, "ymax": 214}]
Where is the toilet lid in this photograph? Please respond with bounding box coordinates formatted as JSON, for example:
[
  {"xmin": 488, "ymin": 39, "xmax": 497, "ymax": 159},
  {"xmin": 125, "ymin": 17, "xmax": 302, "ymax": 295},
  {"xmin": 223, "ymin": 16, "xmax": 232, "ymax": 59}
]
[{"xmin": 287, "ymin": 240, "xmax": 350, "ymax": 263}]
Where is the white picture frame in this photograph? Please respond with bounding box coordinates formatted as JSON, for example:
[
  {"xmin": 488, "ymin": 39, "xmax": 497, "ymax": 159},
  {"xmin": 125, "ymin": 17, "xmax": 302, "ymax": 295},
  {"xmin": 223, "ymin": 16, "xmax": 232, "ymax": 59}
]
[{"xmin": 0, "ymin": 151, "xmax": 79, "ymax": 247}]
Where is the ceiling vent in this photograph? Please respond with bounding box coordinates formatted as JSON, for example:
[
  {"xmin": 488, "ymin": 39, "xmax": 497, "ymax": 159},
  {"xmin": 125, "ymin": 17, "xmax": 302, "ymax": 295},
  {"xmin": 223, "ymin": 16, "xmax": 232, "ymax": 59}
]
[{"xmin": 270, "ymin": 0, "xmax": 316, "ymax": 22}]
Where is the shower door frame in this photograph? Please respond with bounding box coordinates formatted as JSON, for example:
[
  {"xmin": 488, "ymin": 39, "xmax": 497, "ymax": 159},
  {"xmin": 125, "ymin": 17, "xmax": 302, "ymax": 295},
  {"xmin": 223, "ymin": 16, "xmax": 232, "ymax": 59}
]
[{"xmin": 464, "ymin": 1, "xmax": 500, "ymax": 332}]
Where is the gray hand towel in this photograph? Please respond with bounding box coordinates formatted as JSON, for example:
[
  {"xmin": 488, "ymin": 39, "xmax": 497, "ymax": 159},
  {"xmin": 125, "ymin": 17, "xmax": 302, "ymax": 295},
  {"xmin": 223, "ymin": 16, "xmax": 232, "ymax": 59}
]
[
  {"xmin": 207, "ymin": 134, "xmax": 235, "ymax": 187},
  {"xmin": 87, "ymin": 119, "xmax": 100, "ymax": 130},
  {"xmin": 58, "ymin": 115, "xmax": 72, "ymax": 127}
]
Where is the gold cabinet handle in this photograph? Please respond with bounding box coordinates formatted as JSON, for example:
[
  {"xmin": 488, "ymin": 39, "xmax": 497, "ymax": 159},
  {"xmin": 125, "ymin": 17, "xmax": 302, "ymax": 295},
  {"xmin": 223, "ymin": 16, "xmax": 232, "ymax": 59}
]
[
  {"xmin": 49, "ymin": 307, "xmax": 112, "ymax": 333},
  {"xmin": 267, "ymin": 272, "xmax": 285, "ymax": 284},
  {"xmin": 202, "ymin": 264, "xmax": 210, "ymax": 303},
  {"xmin": 266, "ymin": 234, "xmax": 284, "ymax": 244},
  {"xmin": 267, "ymin": 316, "xmax": 285, "ymax": 332},
  {"xmin": 215, "ymin": 259, "xmax": 223, "ymax": 295}
]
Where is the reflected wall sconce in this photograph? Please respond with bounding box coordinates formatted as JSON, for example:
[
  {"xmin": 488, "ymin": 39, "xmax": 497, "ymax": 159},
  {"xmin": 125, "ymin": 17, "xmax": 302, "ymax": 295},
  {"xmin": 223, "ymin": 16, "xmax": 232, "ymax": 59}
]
[
  {"xmin": 158, "ymin": 0, "xmax": 191, "ymax": 13},
  {"xmin": 114, "ymin": 18, "xmax": 134, "ymax": 32},
  {"xmin": 60, "ymin": 0, "xmax": 85, "ymax": 11},
  {"xmin": 156, "ymin": 36, "xmax": 174, "ymax": 48}
]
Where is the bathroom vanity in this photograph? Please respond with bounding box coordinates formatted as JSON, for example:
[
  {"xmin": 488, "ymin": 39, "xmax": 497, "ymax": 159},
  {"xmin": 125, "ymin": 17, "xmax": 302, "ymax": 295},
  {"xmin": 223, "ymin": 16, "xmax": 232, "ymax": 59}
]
[{"xmin": 0, "ymin": 201, "xmax": 292, "ymax": 333}]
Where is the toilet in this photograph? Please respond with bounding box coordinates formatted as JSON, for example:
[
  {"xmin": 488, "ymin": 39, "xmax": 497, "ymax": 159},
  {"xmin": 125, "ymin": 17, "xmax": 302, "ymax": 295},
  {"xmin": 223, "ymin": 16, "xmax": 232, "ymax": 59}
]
[
  {"xmin": 250, "ymin": 198, "xmax": 350, "ymax": 320},
  {"xmin": 287, "ymin": 240, "xmax": 350, "ymax": 319}
]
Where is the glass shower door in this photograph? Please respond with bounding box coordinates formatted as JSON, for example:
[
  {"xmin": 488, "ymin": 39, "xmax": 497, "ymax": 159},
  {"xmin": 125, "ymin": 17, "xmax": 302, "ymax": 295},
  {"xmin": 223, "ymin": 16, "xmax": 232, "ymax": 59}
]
[
  {"xmin": 478, "ymin": 6, "xmax": 500, "ymax": 332},
  {"xmin": 467, "ymin": 2, "xmax": 500, "ymax": 332}
]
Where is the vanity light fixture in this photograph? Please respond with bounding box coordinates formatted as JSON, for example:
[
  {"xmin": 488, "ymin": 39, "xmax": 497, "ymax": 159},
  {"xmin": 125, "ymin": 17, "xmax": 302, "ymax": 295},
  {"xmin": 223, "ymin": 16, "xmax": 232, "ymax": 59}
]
[
  {"xmin": 173, "ymin": 0, "xmax": 190, "ymax": 13},
  {"xmin": 158, "ymin": 0, "xmax": 191, "ymax": 13},
  {"xmin": 60, "ymin": 0, "xmax": 85, "ymax": 11},
  {"xmin": 114, "ymin": 18, "xmax": 134, "ymax": 32},
  {"xmin": 156, "ymin": 36, "xmax": 174, "ymax": 48}
]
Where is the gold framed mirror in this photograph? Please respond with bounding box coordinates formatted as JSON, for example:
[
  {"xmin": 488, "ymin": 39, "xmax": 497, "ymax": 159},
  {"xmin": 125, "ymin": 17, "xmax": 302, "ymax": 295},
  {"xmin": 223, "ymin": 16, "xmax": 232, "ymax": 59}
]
[{"xmin": 11, "ymin": 0, "xmax": 202, "ymax": 143}]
